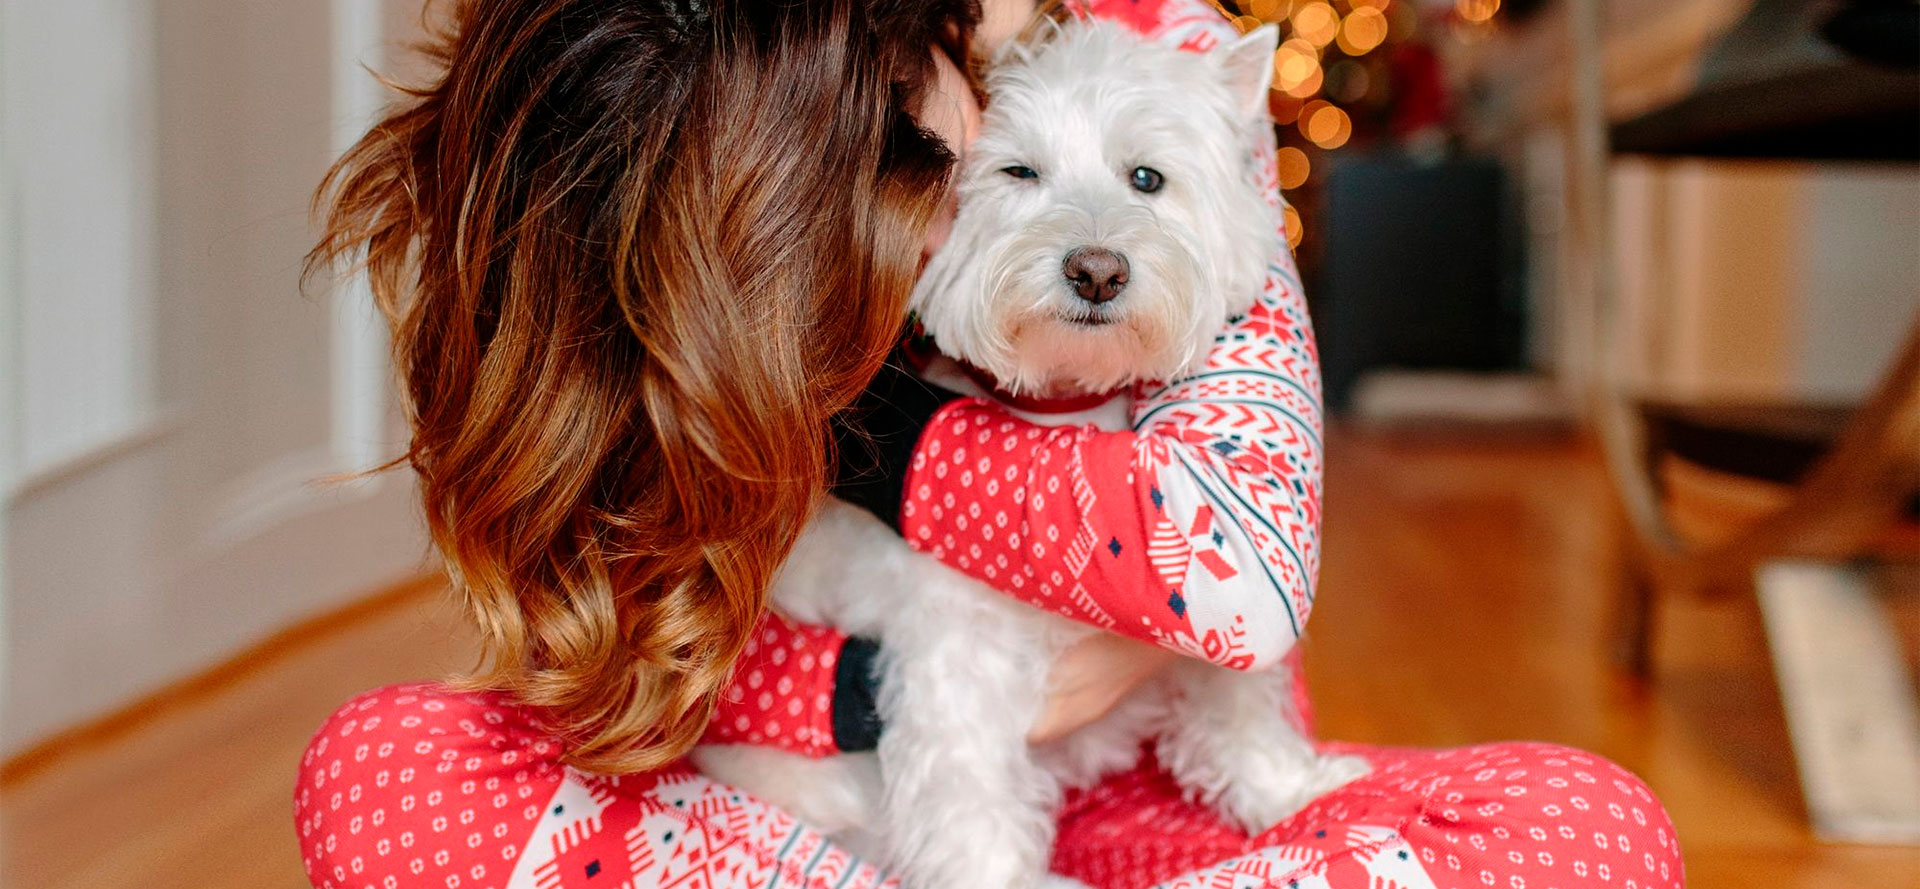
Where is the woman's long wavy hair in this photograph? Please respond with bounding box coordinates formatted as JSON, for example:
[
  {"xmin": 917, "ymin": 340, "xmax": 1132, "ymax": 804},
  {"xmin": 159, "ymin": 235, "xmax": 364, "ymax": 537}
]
[{"xmin": 309, "ymin": 0, "xmax": 975, "ymax": 773}]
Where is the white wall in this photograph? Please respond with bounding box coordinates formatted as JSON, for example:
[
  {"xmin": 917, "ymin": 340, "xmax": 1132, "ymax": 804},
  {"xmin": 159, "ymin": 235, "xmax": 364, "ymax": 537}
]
[
  {"xmin": 1609, "ymin": 161, "xmax": 1919, "ymax": 402},
  {"xmin": 5, "ymin": 2, "xmax": 160, "ymax": 478},
  {"xmin": 1474, "ymin": 0, "xmax": 1918, "ymax": 402},
  {"xmin": 1795, "ymin": 170, "xmax": 1920, "ymax": 400},
  {"xmin": 0, "ymin": 0, "xmax": 431, "ymax": 755}
]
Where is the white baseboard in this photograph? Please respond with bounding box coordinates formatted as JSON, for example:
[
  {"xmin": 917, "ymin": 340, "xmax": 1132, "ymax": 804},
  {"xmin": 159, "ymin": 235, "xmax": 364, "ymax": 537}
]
[
  {"xmin": 1757, "ymin": 561, "xmax": 1920, "ymax": 845},
  {"xmin": 1350, "ymin": 370, "xmax": 1576, "ymax": 427}
]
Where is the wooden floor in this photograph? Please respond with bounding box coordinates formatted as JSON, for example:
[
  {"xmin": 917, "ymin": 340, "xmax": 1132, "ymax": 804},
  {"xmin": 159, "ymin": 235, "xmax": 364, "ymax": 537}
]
[{"xmin": 4, "ymin": 427, "xmax": 1916, "ymax": 888}]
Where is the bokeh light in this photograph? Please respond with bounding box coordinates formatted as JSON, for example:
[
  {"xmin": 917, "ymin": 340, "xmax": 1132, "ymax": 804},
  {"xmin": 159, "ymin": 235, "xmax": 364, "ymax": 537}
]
[
  {"xmin": 1325, "ymin": 58, "xmax": 1371, "ymax": 104},
  {"xmin": 1387, "ymin": 0, "xmax": 1421, "ymax": 37},
  {"xmin": 1276, "ymin": 146, "xmax": 1312, "ymax": 190},
  {"xmin": 1456, "ymin": 0, "xmax": 1500, "ymax": 23},
  {"xmin": 1248, "ymin": 0, "xmax": 1286, "ymax": 19},
  {"xmin": 1272, "ymin": 38, "xmax": 1322, "ymax": 96},
  {"xmin": 1301, "ymin": 101, "xmax": 1352, "ymax": 149},
  {"xmin": 1283, "ymin": 65, "xmax": 1324, "ymax": 99},
  {"xmin": 1237, "ymin": 0, "xmax": 1404, "ymax": 250},
  {"xmin": 1268, "ymin": 92, "xmax": 1306, "ymax": 125},
  {"xmin": 1336, "ymin": 6, "xmax": 1390, "ymax": 55},
  {"xmin": 1298, "ymin": 99, "xmax": 1332, "ymax": 134},
  {"xmin": 1290, "ymin": 1, "xmax": 1341, "ymax": 47}
]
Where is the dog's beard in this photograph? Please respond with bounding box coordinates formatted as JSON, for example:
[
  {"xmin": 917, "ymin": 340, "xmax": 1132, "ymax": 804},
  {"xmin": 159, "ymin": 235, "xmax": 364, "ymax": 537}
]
[
  {"xmin": 998, "ymin": 319, "xmax": 1174, "ymax": 398},
  {"xmin": 914, "ymin": 205, "xmax": 1216, "ymax": 398}
]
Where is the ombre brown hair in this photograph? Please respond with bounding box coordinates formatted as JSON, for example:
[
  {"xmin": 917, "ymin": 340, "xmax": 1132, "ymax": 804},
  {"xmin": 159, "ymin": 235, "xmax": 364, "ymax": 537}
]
[{"xmin": 309, "ymin": 0, "xmax": 976, "ymax": 772}]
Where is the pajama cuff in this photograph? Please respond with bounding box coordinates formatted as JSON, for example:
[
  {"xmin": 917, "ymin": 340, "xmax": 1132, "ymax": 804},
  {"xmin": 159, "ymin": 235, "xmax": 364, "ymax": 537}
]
[
  {"xmin": 830, "ymin": 636, "xmax": 885, "ymax": 752},
  {"xmin": 831, "ymin": 353, "xmax": 964, "ymax": 531}
]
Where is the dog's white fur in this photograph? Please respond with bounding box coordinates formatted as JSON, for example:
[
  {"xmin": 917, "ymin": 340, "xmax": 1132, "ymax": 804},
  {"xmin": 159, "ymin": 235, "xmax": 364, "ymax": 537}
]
[{"xmin": 694, "ymin": 22, "xmax": 1366, "ymax": 889}]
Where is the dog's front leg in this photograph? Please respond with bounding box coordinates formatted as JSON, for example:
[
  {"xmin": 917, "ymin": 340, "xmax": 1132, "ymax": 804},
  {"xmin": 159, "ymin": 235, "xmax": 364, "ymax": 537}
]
[
  {"xmin": 873, "ymin": 568, "xmax": 1061, "ymax": 889},
  {"xmin": 770, "ymin": 498, "xmax": 918, "ymax": 637},
  {"xmin": 1155, "ymin": 663, "xmax": 1370, "ymax": 834}
]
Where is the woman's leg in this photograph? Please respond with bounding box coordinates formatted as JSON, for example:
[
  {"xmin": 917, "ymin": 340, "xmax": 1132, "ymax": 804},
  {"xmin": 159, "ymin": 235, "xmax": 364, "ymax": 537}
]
[
  {"xmin": 295, "ymin": 683, "xmax": 897, "ymax": 889},
  {"xmin": 1052, "ymin": 742, "xmax": 1683, "ymax": 889}
]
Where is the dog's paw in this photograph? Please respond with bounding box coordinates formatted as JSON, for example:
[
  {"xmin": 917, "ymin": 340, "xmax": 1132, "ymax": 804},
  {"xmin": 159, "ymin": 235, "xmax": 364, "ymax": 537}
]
[{"xmin": 1216, "ymin": 752, "xmax": 1372, "ymax": 834}]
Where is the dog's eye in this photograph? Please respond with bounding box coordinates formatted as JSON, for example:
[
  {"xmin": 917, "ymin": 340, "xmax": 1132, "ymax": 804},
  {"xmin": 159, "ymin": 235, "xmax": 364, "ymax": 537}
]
[
  {"xmin": 1000, "ymin": 165, "xmax": 1040, "ymax": 181},
  {"xmin": 1128, "ymin": 167, "xmax": 1165, "ymax": 193}
]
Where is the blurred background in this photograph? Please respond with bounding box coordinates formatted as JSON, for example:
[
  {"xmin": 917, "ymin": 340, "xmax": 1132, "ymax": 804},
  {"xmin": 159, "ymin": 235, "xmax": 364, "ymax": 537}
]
[{"xmin": 1, "ymin": 1, "xmax": 1915, "ymax": 887}]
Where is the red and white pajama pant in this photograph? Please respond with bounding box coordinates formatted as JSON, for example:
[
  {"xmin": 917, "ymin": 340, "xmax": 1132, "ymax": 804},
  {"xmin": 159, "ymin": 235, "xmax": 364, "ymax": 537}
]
[{"xmin": 296, "ymin": 685, "xmax": 1683, "ymax": 889}]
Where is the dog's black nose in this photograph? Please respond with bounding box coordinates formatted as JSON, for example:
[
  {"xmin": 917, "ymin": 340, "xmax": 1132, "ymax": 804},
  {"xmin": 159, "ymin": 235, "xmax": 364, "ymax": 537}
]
[{"xmin": 1063, "ymin": 247, "xmax": 1129, "ymax": 304}]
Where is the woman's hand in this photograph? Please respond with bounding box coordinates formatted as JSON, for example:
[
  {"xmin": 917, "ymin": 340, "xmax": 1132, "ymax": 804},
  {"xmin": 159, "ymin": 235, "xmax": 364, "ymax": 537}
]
[{"xmin": 1028, "ymin": 632, "xmax": 1178, "ymax": 744}]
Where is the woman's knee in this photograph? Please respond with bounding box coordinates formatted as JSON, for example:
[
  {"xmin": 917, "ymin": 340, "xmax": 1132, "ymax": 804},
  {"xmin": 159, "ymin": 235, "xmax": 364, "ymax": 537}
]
[
  {"xmin": 1397, "ymin": 741, "xmax": 1682, "ymax": 889},
  {"xmin": 293, "ymin": 683, "xmax": 564, "ymax": 889}
]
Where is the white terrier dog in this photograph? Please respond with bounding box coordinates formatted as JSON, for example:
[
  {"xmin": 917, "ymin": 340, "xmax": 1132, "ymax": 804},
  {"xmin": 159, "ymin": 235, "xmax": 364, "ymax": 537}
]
[{"xmin": 695, "ymin": 21, "xmax": 1367, "ymax": 889}]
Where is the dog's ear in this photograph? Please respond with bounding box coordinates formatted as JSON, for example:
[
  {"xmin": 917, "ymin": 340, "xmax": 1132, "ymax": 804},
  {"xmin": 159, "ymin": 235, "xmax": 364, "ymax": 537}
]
[{"xmin": 1218, "ymin": 24, "xmax": 1280, "ymax": 118}]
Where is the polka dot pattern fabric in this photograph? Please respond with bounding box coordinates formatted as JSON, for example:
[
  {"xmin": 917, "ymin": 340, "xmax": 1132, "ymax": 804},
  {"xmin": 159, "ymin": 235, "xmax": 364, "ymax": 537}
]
[
  {"xmin": 703, "ymin": 614, "xmax": 845, "ymax": 758},
  {"xmin": 1054, "ymin": 742, "xmax": 1684, "ymax": 889},
  {"xmin": 294, "ymin": 684, "xmax": 561, "ymax": 889},
  {"xmin": 295, "ymin": 685, "xmax": 1682, "ymax": 889}
]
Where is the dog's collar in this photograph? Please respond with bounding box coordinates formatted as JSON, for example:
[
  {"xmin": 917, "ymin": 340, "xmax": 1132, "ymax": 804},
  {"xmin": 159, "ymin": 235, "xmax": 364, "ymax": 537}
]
[
  {"xmin": 953, "ymin": 361, "xmax": 1124, "ymax": 415},
  {"xmin": 898, "ymin": 321, "xmax": 1124, "ymax": 415}
]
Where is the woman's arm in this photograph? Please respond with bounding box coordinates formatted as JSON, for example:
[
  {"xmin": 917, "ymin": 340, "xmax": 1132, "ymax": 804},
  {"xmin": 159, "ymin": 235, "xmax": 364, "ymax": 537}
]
[
  {"xmin": 706, "ymin": 602, "xmax": 1178, "ymax": 752},
  {"xmin": 702, "ymin": 613, "xmax": 879, "ymax": 756},
  {"xmin": 898, "ymin": 248, "xmax": 1318, "ymax": 673}
]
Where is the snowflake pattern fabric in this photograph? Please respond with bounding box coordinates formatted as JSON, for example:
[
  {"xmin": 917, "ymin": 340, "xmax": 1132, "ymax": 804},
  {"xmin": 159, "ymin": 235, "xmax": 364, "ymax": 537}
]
[
  {"xmin": 294, "ymin": 3, "xmax": 1687, "ymax": 889},
  {"xmin": 296, "ymin": 685, "xmax": 894, "ymax": 889},
  {"xmin": 296, "ymin": 685, "xmax": 1682, "ymax": 889},
  {"xmin": 900, "ymin": 0, "xmax": 1322, "ymax": 673}
]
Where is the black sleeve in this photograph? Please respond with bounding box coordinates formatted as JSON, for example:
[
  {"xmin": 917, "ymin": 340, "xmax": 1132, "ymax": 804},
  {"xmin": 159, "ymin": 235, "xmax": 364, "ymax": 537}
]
[
  {"xmin": 830, "ymin": 350, "xmax": 964, "ymax": 530},
  {"xmin": 829, "ymin": 636, "xmax": 885, "ymax": 752},
  {"xmin": 825, "ymin": 346, "xmax": 963, "ymax": 751}
]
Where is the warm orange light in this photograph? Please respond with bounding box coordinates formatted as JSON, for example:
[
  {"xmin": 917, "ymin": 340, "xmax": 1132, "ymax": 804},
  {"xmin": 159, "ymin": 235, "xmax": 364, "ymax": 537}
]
[
  {"xmin": 1456, "ymin": 0, "xmax": 1500, "ymax": 23},
  {"xmin": 1298, "ymin": 100, "xmax": 1331, "ymax": 140},
  {"xmin": 1283, "ymin": 204, "xmax": 1305, "ymax": 249},
  {"xmin": 1336, "ymin": 6, "xmax": 1390, "ymax": 55},
  {"xmin": 1248, "ymin": 0, "xmax": 1286, "ymax": 21},
  {"xmin": 1302, "ymin": 102, "xmax": 1351, "ymax": 149},
  {"xmin": 1233, "ymin": 14, "xmax": 1264, "ymax": 33},
  {"xmin": 1349, "ymin": 0, "xmax": 1392, "ymax": 10},
  {"xmin": 1291, "ymin": 1, "xmax": 1340, "ymax": 47},
  {"xmin": 1268, "ymin": 93, "xmax": 1306, "ymax": 125},
  {"xmin": 1272, "ymin": 38, "xmax": 1320, "ymax": 93},
  {"xmin": 1283, "ymin": 64, "xmax": 1324, "ymax": 99},
  {"xmin": 1276, "ymin": 147, "xmax": 1311, "ymax": 190}
]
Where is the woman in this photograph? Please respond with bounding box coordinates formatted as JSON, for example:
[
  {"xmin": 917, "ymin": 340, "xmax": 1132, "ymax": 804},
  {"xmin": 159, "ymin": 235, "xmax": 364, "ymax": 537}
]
[{"xmin": 296, "ymin": 1, "xmax": 1684, "ymax": 887}]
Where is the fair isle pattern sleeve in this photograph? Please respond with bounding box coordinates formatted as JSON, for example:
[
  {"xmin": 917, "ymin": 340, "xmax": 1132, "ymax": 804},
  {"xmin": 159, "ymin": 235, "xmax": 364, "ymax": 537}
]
[{"xmin": 898, "ymin": 0, "xmax": 1319, "ymax": 671}]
